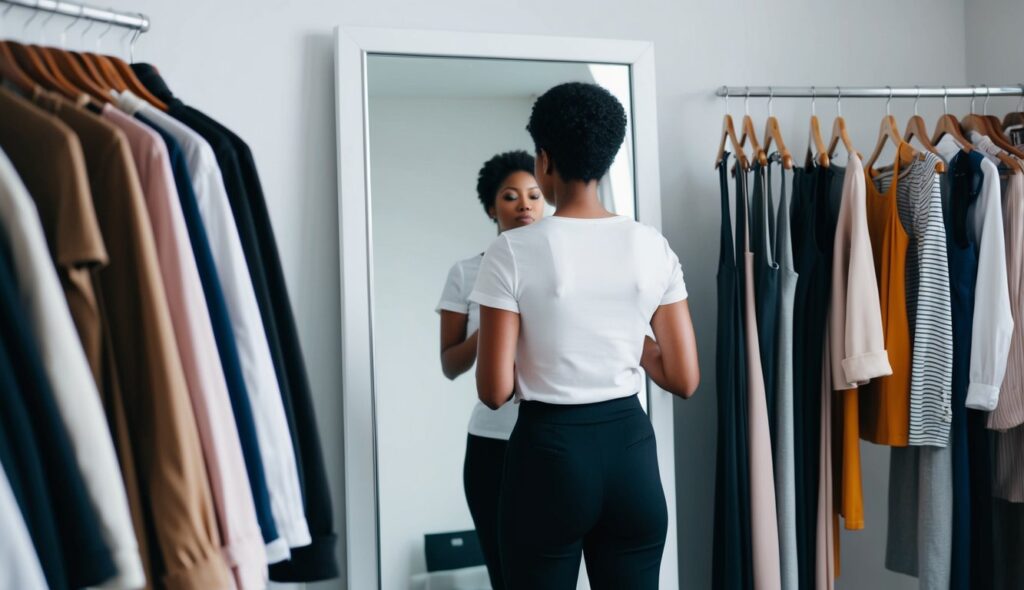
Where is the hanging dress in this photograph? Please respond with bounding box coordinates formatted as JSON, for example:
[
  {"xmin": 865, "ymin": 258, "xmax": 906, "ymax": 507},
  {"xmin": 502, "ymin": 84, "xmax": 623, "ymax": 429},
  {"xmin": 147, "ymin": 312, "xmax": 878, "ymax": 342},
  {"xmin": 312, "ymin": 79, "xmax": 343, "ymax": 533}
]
[
  {"xmin": 770, "ymin": 154, "xmax": 800, "ymax": 590},
  {"xmin": 712, "ymin": 155, "xmax": 752, "ymax": 590},
  {"xmin": 743, "ymin": 161, "xmax": 782, "ymax": 590}
]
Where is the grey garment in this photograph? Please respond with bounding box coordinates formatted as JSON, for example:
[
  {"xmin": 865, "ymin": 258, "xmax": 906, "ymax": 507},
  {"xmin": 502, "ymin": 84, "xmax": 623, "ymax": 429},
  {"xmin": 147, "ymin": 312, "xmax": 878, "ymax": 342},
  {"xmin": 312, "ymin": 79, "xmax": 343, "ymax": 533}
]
[
  {"xmin": 769, "ymin": 156, "xmax": 798, "ymax": 590},
  {"xmin": 884, "ymin": 165, "xmax": 955, "ymax": 590},
  {"xmin": 992, "ymin": 498, "xmax": 1024, "ymax": 589},
  {"xmin": 885, "ymin": 445, "xmax": 953, "ymax": 589}
]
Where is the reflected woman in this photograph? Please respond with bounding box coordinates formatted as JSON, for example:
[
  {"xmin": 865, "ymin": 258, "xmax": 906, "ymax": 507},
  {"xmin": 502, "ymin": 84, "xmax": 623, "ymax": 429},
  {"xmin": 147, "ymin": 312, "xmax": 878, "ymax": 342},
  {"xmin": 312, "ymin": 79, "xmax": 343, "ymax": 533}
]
[
  {"xmin": 435, "ymin": 150, "xmax": 543, "ymax": 590},
  {"xmin": 470, "ymin": 83, "xmax": 700, "ymax": 589}
]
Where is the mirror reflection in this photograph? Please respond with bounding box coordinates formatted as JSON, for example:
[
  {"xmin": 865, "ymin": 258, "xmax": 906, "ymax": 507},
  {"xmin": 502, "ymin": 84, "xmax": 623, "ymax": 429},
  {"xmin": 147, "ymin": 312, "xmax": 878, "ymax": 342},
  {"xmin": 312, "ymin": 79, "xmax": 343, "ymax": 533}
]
[{"xmin": 367, "ymin": 54, "xmax": 637, "ymax": 589}]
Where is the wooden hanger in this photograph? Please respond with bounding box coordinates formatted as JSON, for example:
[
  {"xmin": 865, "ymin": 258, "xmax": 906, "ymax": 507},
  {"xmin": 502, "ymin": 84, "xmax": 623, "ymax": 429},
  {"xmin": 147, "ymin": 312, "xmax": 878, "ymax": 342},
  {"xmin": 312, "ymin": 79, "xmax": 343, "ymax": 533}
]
[
  {"xmin": 960, "ymin": 87, "xmax": 1023, "ymax": 172},
  {"xmin": 1, "ymin": 40, "xmax": 78, "ymax": 99},
  {"xmin": 761, "ymin": 90, "xmax": 793, "ymax": 169},
  {"xmin": 804, "ymin": 88, "xmax": 829, "ymax": 168},
  {"xmin": 105, "ymin": 29, "xmax": 168, "ymax": 110},
  {"xmin": 714, "ymin": 93, "xmax": 749, "ymax": 171},
  {"xmin": 735, "ymin": 89, "xmax": 767, "ymax": 167},
  {"xmin": 826, "ymin": 88, "xmax": 860, "ymax": 162},
  {"xmin": 0, "ymin": 39, "xmax": 37, "ymax": 94},
  {"xmin": 903, "ymin": 88, "xmax": 945, "ymax": 173},
  {"xmin": 932, "ymin": 87, "xmax": 974, "ymax": 153},
  {"xmin": 979, "ymin": 89, "xmax": 1024, "ymax": 160},
  {"xmin": 1002, "ymin": 85, "xmax": 1024, "ymax": 130},
  {"xmin": 866, "ymin": 90, "xmax": 918, "ymax": 171},
  {"xmin": 39, "ymin": 45, "xmax": 110, "ymax": 102}
]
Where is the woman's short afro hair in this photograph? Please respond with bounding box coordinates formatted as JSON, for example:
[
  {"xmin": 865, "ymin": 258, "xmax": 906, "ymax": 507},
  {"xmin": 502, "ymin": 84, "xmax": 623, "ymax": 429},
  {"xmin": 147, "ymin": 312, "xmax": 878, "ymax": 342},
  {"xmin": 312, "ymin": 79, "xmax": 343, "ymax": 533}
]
[
  {"xmin": 526, "ymin": 82, "xmax": 627, "ymax": 183},
  {"xmin": 476, "ymin": 150, "xmax": 536, "ymax": 221}
]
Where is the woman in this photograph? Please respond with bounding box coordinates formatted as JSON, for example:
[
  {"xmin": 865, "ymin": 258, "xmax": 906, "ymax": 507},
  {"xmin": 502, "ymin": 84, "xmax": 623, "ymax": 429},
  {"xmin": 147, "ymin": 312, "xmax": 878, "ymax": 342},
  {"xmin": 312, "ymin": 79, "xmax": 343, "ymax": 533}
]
[
  {"xmin": 435, "ymin": 150, "xmax": 544, "ymax": 590},
  {"xmin": 470, "ymin": 82, "xmax": 700, "ymax": 589}
]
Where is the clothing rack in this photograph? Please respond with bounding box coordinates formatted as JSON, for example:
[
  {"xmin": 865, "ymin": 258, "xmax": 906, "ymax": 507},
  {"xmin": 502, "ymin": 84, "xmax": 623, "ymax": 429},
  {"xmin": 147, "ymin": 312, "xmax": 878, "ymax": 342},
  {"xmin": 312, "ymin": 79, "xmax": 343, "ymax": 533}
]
[
  {"xmin": 717, "ymin": 85, "xmax": 1024, "ymax": 99},
  {"xmin": 0, "ymin": 0, "xmax": 149, "ymax": 33}
]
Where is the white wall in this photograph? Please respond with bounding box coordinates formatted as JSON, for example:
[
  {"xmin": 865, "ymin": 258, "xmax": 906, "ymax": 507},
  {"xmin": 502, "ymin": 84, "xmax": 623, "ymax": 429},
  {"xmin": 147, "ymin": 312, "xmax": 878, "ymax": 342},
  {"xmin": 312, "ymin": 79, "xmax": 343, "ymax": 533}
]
[
  {"xmin": 369, "ymin": 96, "xmax": 535, "ymax": 590},
  {"xmin": 21, "ymin": 0, "xmax": 971, "ymax": 587}
]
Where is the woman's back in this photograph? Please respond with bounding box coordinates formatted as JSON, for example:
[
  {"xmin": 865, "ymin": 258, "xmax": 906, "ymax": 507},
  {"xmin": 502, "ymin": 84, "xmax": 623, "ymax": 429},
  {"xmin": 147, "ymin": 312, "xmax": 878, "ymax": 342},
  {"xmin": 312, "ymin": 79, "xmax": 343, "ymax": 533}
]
[{"xmin": 471, "ymin": 214, "xmax": 687, "ymax": 405}]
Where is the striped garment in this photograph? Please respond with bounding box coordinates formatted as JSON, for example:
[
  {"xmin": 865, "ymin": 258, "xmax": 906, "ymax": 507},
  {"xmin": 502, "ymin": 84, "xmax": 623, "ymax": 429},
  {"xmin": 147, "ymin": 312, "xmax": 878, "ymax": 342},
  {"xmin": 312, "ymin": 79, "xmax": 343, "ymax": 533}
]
[{"xmin": 873, "ymin": 152, "xmax": 954, "ymax": 447}]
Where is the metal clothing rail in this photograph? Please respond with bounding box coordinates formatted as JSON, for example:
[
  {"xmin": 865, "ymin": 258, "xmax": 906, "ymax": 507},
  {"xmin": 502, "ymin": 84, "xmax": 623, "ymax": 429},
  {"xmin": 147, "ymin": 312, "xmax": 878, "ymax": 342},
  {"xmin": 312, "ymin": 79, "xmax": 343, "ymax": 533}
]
[
  {"xmin": 716, "ymin": 85, "xmax": 1024, "ymax": 99},
  {"xmin": 0, "ymin": 0, "xmax": 149, "ymax": 32}
]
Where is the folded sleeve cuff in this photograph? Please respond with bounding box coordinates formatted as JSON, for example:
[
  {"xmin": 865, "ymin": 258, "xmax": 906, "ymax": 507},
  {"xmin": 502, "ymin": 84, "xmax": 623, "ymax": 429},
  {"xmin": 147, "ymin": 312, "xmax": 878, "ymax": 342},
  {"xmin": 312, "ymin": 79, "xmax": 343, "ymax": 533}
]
[
  {"xmin": 223, "ymin": 531, "xmax": 268, "ymax": 590},
  {"xmin": 435, "ymin": 300, "xmax": 468, "ymax": 314},
  {"xmin": 268, "ymin": 533, "xmax": 339, "ymax": 583},
  {"xmin": 966, "ymin": 382, "xmax": 1001, "ymax": 411},
  {"xmin": 264, "ymin": 537, "xmax": 290, "ymax": 565},
  {"xmin": 161, "ymin": 548, "xmax": 232, "ymax": 590},
  {"xmin": 660, "ymin": 287, "xmax": 688, "ymax": 306},
  {"xmin": 468, "ymin": 290, "xmax": 519, "ymax": 313},
  {"xmin": 841, "ymin": 349, "xmax": 893, "ymax": 387}
]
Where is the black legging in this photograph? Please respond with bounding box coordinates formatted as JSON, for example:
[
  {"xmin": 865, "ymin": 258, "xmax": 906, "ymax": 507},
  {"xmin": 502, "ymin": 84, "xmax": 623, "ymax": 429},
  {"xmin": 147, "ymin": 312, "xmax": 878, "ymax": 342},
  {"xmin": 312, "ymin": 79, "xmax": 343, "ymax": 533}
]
[
  {"xmin": 499, "ymin": 394, "xmax": 668, "ymax": 589},
  {"xmin": 464, "ymin": 433, "xmax": 508, "ymax": 590}
]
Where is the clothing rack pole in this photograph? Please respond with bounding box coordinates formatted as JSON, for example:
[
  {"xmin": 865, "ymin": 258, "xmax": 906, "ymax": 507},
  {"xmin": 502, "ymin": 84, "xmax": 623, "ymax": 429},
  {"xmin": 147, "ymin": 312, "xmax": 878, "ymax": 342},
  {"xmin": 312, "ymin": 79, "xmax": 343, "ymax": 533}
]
[
  {"xmin": 716, "ymin": 85, "xmax": 1024, "ymax": 99},
  {"xmin": 0, "ymin": 0, "xmax": 149, "ymax": 32}
]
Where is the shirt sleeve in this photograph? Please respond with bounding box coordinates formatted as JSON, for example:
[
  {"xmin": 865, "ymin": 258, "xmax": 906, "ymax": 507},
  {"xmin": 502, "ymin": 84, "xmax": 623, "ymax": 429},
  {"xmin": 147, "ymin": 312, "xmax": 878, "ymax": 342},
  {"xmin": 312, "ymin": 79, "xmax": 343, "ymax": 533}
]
[
  {"xmin": 435, "ymin": 262, "xmax": 468, "ymax": 314},
  {"xmin": 469, "ymin": 234, "xmax": 519, "ymax": 313},
  {"xmin": 832, "ymin": 154, "xmax": 892, "ymax": 389},
  {"xmin": 968, "ymin": 160, "xmax": 1014, "ymax": 411},
  {"xmin": 660, "ymin": 236, "xmax": 688, "ymax": 305}
]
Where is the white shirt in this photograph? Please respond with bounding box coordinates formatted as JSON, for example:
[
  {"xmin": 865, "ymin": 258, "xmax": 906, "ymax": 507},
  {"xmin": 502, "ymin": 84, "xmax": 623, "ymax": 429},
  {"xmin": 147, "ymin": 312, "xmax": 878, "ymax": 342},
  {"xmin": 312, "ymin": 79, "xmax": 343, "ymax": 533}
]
[
  {"xmin": 937, "ymin": 135, "xmax": 1013, "ymax": 411},
  {"xmin": 469, "ymin": 215, "xmax": 688, "ymax": 405},
  {"xmin": 0, "ymin": 465, "xmax": 48, "ymax": 590},
  {"xmin": 115, "ymin": 91, "xmax": 309, "ymax": 557},
  {"xmin": 0, "ymin": 148, "xmax": 145, "ymax": 589},
  {"xmin": 436, "ymin": 253, "xmax": 519, "ymax": 439}
]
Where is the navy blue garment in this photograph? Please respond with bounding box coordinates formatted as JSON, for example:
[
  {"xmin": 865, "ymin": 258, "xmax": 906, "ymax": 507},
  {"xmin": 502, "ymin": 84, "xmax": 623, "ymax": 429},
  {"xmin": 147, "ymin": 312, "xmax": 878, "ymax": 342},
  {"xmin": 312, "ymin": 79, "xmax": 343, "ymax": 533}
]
[
  {"xmin": 789, "ymin": 163, "xmax": 838, "ymax": 589},
  {"xmin": 0, "ymin": 230, "xmax": 115, "ymax": 588},
  {"xmin": 0, "ymin": 315, "xmax": 67, "ymax": 590},
  {"xmin": 134, "ymin": 63, "xmax": 339, "ymax": 581},
  {"xmin": 135, "ymin": 113, "xmax": 281, "ymax": 549},
  {"xmin": 750, "ymin": 161, "xmax": 780, "ymax": 444},
  {"xmin": 712, "ymin": 156, "xmax": 752, "ymax": 590},
  {"xmin": 944, "ymin": 148, "xmax": 981, "ymax": 590}
]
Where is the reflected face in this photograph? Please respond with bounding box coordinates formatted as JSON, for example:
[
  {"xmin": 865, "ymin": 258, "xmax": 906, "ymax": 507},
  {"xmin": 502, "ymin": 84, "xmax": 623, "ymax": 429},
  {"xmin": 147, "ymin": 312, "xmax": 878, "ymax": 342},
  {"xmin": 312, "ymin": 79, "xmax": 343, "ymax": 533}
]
[{"xmin": 489, "ymin": 171, "xmax": 544, "ymax": 231}]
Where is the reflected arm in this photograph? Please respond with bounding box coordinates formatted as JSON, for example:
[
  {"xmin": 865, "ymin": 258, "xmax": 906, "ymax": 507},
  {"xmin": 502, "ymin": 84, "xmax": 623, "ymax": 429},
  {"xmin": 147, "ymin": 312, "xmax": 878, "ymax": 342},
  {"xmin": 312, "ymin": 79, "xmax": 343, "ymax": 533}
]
[
  {"xmin": 475, "ymin": 305, "xmax": 519, "ymax": 409},
  {"xmin": 439, "ymin": 310, "xmax": 479, "ymax": 380}
]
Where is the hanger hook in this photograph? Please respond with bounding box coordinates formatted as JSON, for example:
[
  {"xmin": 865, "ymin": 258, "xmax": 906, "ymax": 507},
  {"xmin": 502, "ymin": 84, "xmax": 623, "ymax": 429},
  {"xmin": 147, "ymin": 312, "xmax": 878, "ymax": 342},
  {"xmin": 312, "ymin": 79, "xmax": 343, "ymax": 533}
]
[
  {"xmin": 1018, "ymin": 84, "xmax": 1024, "ymax": 113},
  {"xmin": 971, "ymin": 85, "xmax": 977, "ymax": 114},
  {"xmin": 836, "ymin": 85, "xmax": 842, "ymax": 117},
  {"xmin": 80, "ymin": 12, "xmax": 95, "ymax": 43},
  {"xmin": 768, "ymin": 86, "xmax": 774, "ymax": 117},
  {"xmin": 724, "ymin": 87, "xmax": 730, "ymax": 116},
  {"xmin": 984, "ymin": 86, "xmax": 991, "ymax": 116},
  {"xmin": 943, "ymin": 85, "xmax": 949, "ymax": 114},
  {"xmin": 24, "ymin": 1, "xmax": 39, "ymax": 35},
  {"xmin": 914, "ymin": 85, "xmax": 921, "ymax": 116},
  {"xmin": 61, "ymin": 6, "xmax": 83, "ymax": 50},
  {"xmin": 811, "ymin": 86, "xmax": 816, "ymax": 116},
  {"xmin": 886, "ymin": 85, "xmax": 893, "ymax": 115},
  {"xmin": 97, "ymin": 8, "xmax": 116, "ymax": 51},
  {"xmin": 39, "ymin": 2, "xmax": 58, "ymax": 44},
  {"xmin": 129, "ymin": 27, "xmax": 141, "ymax": 64}
]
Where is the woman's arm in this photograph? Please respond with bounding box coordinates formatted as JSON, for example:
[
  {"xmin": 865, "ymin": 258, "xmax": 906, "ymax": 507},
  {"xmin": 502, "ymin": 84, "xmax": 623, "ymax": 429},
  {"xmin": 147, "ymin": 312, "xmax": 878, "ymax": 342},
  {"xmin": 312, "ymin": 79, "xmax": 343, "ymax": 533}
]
[
  {"xmin": 439, "ymin": 311, "xmax": 479, "ymax": 380},
  {"xmin": 643, "ymin": 299, "xmax": 700, "ymax": 398},
  {"xmin": 475, "ymin": 305, "xmax": 519, "ymax": 409}
]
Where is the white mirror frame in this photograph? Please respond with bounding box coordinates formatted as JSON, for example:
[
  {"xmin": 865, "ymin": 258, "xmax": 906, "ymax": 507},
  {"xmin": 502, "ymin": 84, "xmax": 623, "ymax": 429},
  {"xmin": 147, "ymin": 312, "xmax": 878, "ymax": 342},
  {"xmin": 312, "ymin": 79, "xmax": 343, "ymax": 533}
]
[{"xmin": 334, "ymin": 25, "xmax": 676, "ymax": 589}]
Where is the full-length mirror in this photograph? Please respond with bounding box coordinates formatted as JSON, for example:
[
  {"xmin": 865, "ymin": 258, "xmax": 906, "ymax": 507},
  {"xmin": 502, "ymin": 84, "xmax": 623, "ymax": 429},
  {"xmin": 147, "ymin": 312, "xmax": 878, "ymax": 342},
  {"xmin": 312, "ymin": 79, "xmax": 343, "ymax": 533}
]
[{"xmin": 366, "ymin": 54, "xmax": 639, "ymax": 589}]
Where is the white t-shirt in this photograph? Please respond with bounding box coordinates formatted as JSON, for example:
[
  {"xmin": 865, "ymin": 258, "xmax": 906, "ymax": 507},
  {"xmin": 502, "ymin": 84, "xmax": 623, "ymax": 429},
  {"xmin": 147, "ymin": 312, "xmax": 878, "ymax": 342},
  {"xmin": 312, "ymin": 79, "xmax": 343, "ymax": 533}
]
[
  {"xmin": 469, "ymin": 214, "xmax": 688, "ymax": 405},
  {"xmin": 436, "ymin": 253, "xmax": 520, "ymax": 440}
]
